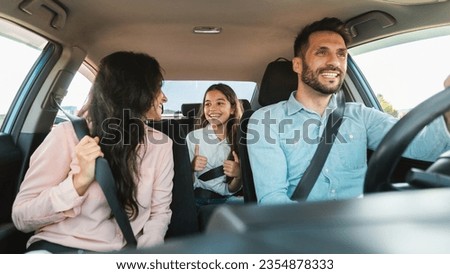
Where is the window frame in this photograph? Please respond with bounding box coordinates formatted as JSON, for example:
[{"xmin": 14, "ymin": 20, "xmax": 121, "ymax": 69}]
[{"xmin": 0, "ymin": 18, "xmax": 62, "ymax": 137}]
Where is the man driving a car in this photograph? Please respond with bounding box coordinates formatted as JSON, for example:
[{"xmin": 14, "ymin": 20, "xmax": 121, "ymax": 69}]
[{"xmin": 248, "ymin": 17, "xmax": 450, "ymax": 204}]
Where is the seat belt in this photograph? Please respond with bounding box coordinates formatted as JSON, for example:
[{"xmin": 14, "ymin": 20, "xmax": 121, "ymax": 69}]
[
  {"xmin": 198, "ymin": 165, "xmax": 224, "ymax": 181},
  {"xmin": 55, "ymin": 101, "xmax": 137, "ymax": 247},
  {"xmin": 291, "ymin": 91, "xmax": 346, "ymax": 201},
  {"xmin": 94, "ymin": 157, "xmax": 137, "ymax": 247}
]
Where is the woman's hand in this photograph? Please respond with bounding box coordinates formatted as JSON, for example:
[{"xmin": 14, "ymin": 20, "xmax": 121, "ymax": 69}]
[{"xmin": 73, "ymin": 136, "xmax": 104, "ymax": 195}]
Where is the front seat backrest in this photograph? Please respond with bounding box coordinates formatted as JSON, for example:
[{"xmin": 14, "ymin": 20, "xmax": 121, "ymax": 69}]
[
  {"xmin": 239, "ymin": 58, "xmax": 297, "ymax": 203},
  {"xmin": 237, "ymin": 109, "xmax": 256, "ymax": 203}
]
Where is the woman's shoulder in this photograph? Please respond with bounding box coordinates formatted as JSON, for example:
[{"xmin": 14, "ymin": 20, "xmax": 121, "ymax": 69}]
[
  {"xmin": 51, "ymin": 121, "xmax": 79, "ymax": 141},
  {"xmin": 30, "ymin": 121, "xmax": 78, "ymax": 158}
]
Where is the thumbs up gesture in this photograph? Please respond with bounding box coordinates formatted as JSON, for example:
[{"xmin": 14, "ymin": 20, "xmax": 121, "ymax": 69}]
[
  {"xmin": 223, "ymin": 151, "xmax": 241, "ymax": 178},
  {"xmin": 192, "ymin": 144, "xmax": 207, "ymax": 172}
]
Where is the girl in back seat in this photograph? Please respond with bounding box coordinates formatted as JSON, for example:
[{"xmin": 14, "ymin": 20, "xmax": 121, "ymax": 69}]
[{"xmin": 186, "ymin": 83, "xmax": 244, "ymax": 206}]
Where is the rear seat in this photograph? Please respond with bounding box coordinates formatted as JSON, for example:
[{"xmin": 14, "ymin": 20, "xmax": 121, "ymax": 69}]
[
  {"xmin": 177, "ymin": 99, "xmax": 252, "ymax": 230},
  {"xmin": 146, "ymin": 119, "xmax": 200, "ymax": 239},
  {"xmin": 180, "ymin": 103, "xmax": 201, "ymax": 133}
]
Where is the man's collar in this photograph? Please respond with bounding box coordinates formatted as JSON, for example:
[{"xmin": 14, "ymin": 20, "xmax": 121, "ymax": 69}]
[
  {"xmin": 287, "ymin": 91, "xmax": 338, "ymax": 116},
  {"xmin": 286, "ymin": 91, "xmax": 304, "ymax": 116}
]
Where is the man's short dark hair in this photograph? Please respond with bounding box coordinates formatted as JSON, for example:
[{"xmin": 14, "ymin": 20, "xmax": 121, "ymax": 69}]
[{"xmin": 294, "ymin": 17, "xmax": 351, "ymax": 57}]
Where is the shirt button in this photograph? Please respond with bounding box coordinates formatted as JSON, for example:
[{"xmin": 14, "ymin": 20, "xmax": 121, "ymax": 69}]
[
  {"xmin": 325, "ymin": 168, "xmax": 329, "ymax": 173},
  {"xmin": 331, "ymin": 189, "xmax": 336, "ymax": 193},
  {"xmin": 349, "ymin": 134, "xmax": 353, "ymax": 139}
]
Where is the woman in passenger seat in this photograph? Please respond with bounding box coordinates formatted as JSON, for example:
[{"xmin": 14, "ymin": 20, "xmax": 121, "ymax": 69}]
[
  {"xmin": 12, "ymin": 51, "xmax": 173, "ymax": 253},
  {"xmin": 186, "ymin": 83, "xmax": 244, "ymax": 206}
]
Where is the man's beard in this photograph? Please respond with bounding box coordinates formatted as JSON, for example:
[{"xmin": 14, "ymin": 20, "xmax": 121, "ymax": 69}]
[{"xmin": 301, "ymin": 61, "xmax": 344, "ymax": 95}]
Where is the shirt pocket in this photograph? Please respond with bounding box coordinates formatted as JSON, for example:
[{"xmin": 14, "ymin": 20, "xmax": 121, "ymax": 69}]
[{"xmin": 334, "ymin": 132, "xmax": 367, "ymax": 170}]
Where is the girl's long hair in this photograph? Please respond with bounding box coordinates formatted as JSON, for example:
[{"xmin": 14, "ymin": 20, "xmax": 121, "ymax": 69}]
[
  {"xmin": 85, "ymin": 51, "xmax": 164, "ymax": 220},
  {"xmin": 197, "ymin": 83, "xmax": 243, "ymax": 158}
]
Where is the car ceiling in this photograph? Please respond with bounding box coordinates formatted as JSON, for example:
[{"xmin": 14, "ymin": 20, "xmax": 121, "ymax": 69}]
[{"xmin": 1, "ymin": 0, "xmax": 450, "ymax": 84}]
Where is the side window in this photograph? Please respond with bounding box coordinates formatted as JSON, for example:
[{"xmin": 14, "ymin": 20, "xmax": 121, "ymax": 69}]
[
  {"xmin": 0, "ymin": 19, "xmax": 47, "ymax": 129},
  {"xmin": 350, "ymin": 27, "xmax": 450, "ymax": 118}
]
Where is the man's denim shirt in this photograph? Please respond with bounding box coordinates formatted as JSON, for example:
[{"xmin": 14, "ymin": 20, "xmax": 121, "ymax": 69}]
[{"xmin": 247, "ymin": 91, "xmax": 450, "ymax": 204}]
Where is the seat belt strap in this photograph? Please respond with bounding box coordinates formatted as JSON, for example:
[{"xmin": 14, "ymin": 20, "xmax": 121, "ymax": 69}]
[
  {"xmin": 291, "ymin": 91, "xmax": 346, "ymax": 201},
  {"xmin": 95, "ymin": 157, "xmax": 137, "ymax": 247},
  {"xmin": 55, "ymin": 99, "xmax": 137, "ymax": 247},
  {"xmin": 198, "ymin": 165, "xmax": 225, "ymax": 181}
]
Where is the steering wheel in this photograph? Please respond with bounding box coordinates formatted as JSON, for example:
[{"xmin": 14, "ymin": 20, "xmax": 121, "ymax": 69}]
[{"xmin": 364, "ymin": 87, "xmax": 450, "ymax": 193}]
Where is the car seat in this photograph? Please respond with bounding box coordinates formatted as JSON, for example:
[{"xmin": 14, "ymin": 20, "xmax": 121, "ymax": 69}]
[
  {"xmin": 237, "ymin": 109, "xmax": 256, "ymax": 202},
  {"xmin": 238, "ymin": 58, "xmax": 298, "ymax": 203},
  {"xmin": 180, "ymin": 99, "xmax": 252, "ymax": 229},
  {"xmin": 147, "ymin": 119, "xmax": 200, "ymax": 238}
]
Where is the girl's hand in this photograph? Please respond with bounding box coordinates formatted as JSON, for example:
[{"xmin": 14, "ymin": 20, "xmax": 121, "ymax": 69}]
[
  {"xmin": 223, "ymin": 151, "xmax": 241, "ymax": 178},
  {"xmin": 73, "ymin": 136, "xmax": 104, "ymax": 195},
  {"xmin": 192, "ymin": 144, "xmax": 207, "ymax": 172}
]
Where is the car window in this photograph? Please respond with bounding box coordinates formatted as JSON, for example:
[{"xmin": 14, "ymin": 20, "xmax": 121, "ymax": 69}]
[
  {"xmin": 0, "ymin": 19, "xmax": 47, "ymax": 129},
  {"xmin": 350, "ymin": 26, "xmax": 450, "ymax": 118},
  {"xmin": 59, "ymin": 79, "xmax": 255, "ymax": 120}
]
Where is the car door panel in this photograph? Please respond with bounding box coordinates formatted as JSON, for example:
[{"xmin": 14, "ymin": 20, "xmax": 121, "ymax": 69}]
[{"xmin": 0, "ymin": 134, "xmax": 21, "ymax": 224}]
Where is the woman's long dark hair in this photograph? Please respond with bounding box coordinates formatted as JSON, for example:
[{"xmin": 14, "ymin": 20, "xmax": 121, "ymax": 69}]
[
  {"xmin": 197, "ymin": 83, "xmax": 243, "ymax": 158},
  {"xmin": 86, "ymin": 51, "xmax": 163, "ymax": 220}
]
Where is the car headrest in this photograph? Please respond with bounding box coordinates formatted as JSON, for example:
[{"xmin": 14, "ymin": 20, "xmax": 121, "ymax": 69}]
[
  {"xmin": 240, "ymin": 99, "xmax": 251, "ymax": 111},
  {"xmin": 259, "ymin": 58, "xmax": 298, "ymax": 106},
  {"xmin": 181, "ymin": 103, "xmax": 200, "ymax": 118},
  {"xmin": 181, "ymin": 99, "xmax": 252, "ymax": 118}
]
